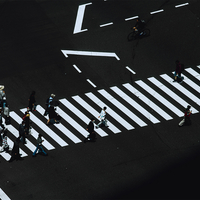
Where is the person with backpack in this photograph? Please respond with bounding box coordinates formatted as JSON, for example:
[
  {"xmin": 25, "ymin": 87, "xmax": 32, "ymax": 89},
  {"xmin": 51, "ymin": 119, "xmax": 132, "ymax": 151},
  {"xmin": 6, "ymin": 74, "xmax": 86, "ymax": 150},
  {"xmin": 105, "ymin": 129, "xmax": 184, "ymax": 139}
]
[{"xmin": 174, "ymin": 60, "xmax": 184, "ymax": 83}]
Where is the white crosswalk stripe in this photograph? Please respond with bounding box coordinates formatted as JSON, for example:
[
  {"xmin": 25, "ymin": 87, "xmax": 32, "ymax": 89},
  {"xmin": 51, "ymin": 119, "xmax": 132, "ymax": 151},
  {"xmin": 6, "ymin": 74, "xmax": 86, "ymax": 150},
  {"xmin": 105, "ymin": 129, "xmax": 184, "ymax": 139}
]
[
  {"xmin": 185, "ymin": 68, "xmax": 200, "ymax": 81},
  {"xmin": 1, "ymin": 67, "xmax": 200, "ymax": 161},
  {"xmin": 20, "ymin": 108, "xmax": 68, "ymax": 147},
  {"xmin": 135, "ymin": 80, "xmax": 183, "ymax": 117},
  {"xmin": 9, "ymin": 111, "xmax": 55, "ymax": 150},
  {"xmin": 36, "ymin": 105, "xmax": 82, "ymax": 144},
  {"xmin": 148, "ymin": 77, "xmax": 199, "ymax": 114},
  {"xmin": 0, "ymin": 188, "xmax": 11, "ymax": 200},
  {"xmin": 85, "ymin": 92, "xmax": 135, "ymax": 130},
  {"xmin": 59, "ymin": 98, "xmax": 114, "ymax": 135},
  {"xmin": 160, "ymin": 74, "xmax": 200, "ymax": 105},
  {"xmin": 110, "ymin": 86, "xmax": 160, "ymax": 124},
  {"xmin": 123, "ymin": 83, "xmax": 173, "ymax": 120}
]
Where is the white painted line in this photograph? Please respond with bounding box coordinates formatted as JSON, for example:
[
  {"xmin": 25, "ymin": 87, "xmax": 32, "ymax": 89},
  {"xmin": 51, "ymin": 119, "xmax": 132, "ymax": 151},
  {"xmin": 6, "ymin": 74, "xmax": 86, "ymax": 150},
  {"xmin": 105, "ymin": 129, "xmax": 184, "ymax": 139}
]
[
  {"xmin": 175, "ymin": 3, "xmax": 189, "ymax": 8},
  {"xmin": 85, "ymin": 92, "xmax": 134, "ymax": 130},
  {"xmin": 160, "ymin": 74, "xmax": 200, "ymax": 106},
  {"xmin": 0, "ymin": 188, "xmax": 11, "ymax": 200},
  {"xmin": 123, "ymin": 83, "xmax": 173, "ymax": 120},
  {"xmin": 5, "ymin": 123, "xmax": 35, "ymax": 153},
  {"xmin": 148, "ymin": 77, "xmax": 198, "ymax": 114},
  {"xmin": 72, "ymin": 95, "xmax": 117, "ymax": 135},
  {"xmin": 60, "ymin": 98, "xmax": 114, "ymax": 135},
  {"xmin": 197, "ymin": 65, "xmax": 200, "ymax": 69},
  {"xmin": 126, "ymin": 66, "xmax": 136, "ymax": 74},
  {"xmin": 9, "ymin": 111, "xmax": 55, "ymax": 151},
  {"xmin": 180, "ymin": 73, "xmax": 200, "ymax": 93},
  {"xmin": 36, "ymin": 105, "xmax": 82, "ymax": 144},
  {"xmin": 73, "ymin": 3, "xmax": 92, "ymax": 34},
  {"xmin": 111, "ymin": 86, "xmax": 160, "ymax": 124},
  {"xmin": 135, "ymin": 80, "xmax": 183, "ymax": 117},
  {"xmin": 86, "ymin": 79, "xmax": 97, "ymax": 88},
  {"xmin": 150, "ymin": 9, "xmax": 164, "ymax": 14},
  {"xmin": 100, "ymin": 22, "xmax": 113, "ymax": 27},
  {"xmin": 20, "ymin": 108, "xmax": 68, "ymax": 147},
  {"xmin": 185, "ymin": 68, "xmax": 200, "ymax": 81},
  {"xmin": 125, "ymin": 16, "xmax": 138, "ymax": 21},
  {"xmin": 61, "ymin": 50, "xmax": 120, "ymax": 60},
  {"xmin": 98, "ymin": 89, "xmax": 147, "ymax": 127},
  {"xmin": 73, "ymin": 64, "xmax": 82, "ymax": 73}
]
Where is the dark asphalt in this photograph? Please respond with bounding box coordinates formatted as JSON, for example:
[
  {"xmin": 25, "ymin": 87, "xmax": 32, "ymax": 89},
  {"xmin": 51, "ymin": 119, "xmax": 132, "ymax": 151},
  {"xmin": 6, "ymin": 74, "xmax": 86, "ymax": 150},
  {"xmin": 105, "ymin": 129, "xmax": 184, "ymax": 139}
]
[{"xmin": 0, "ymin": 0, "xmax": 200, "ymax": 199}]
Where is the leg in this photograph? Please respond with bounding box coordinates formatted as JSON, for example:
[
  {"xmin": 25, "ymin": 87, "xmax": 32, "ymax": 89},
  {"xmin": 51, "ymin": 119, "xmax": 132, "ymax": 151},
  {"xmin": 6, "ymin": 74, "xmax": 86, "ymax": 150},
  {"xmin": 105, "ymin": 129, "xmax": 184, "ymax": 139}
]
[
  {"xmin": 38, "ymin": 146, "xmax": 47, "ymax": 155},
  {"xmin": 33, "ymin": 145, "xmax": 39, "ymax": 156}
]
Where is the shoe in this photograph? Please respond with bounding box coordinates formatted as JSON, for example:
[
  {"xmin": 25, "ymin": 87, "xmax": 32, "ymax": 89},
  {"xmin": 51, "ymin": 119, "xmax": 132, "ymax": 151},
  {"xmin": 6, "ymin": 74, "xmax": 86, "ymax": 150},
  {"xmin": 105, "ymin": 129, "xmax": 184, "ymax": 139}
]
[
  {"xmin": 95, "ymin": 126, "xmax": 98, "ymax": 129},
  {"xmin": 32, "ymin": 155, "xmax": 36, "ymax": 157}
]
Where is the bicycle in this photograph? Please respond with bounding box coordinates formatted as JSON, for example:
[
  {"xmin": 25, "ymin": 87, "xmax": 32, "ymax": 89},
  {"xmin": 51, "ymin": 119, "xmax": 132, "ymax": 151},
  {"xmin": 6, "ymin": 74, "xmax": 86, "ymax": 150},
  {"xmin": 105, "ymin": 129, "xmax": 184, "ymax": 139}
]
[{"xmin": 127, "ymin": 27, "xmax": 150, "ymax": 41}]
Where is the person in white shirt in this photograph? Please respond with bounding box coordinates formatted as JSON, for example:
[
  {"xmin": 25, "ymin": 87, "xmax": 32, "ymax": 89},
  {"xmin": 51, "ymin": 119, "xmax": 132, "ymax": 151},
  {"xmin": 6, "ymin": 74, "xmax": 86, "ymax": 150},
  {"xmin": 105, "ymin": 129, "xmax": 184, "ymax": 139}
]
[{"xmin": 96, "ymin": 107, "xmax": 109, "ymax": 128}]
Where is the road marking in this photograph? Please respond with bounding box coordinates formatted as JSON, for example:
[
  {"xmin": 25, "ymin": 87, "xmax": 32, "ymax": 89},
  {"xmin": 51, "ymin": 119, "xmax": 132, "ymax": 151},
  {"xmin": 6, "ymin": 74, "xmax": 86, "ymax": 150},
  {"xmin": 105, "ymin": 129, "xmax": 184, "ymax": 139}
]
[
  {"xmin": 0, "ymin": 188, "xmax": 11, "ymax": 200},
  {"xmin": 175, "ymin": 3, "xmax": 189, "ymax": 8},
  {"xmin": 61, "ymin": 50, "xmax": 120, "ymax": 60},
  {"xmin": 135, "ymin": 80, "xmax": 183, "ymax": 117},
  {"xmin": 160, "ymin": 74, "xmax": 200, "ymax": 106},
  {"xmin": 123, "ymin": 83, "xmax": 173, "ymax": 120},
  {"xmin": 73, "ymin": 64, "xmax": 82, "ymax": 73},
  {"xmin": 148, "ymin": 77, "xmax": 198, "ymax": 114},
  {"xmin": 59, "ymin": 98, "xmax": 115, "ymax": 135},
  {"xmin": 197, "ymin": 65, "xmax": 200, "ymax": 69},
  {"xmin": 9, "ymin": 111, "xmax": 55, "ymax": 150},
  {"xmin": 126, "ymin": 66, "xmax": 136, "ymax": 74},
  {"xmin": 185, "ymin": 68, "xmax": 200, "ymax": 81},
  {"xmin": 150, "ymin": 9, "xmax": 164, "ymax": 14},
  {"xmin": 85, "ymin": 92, "xmax": 134, "ymax": 130},
  {"xmin": 73, "ymin": 3, "xmax": 92, "ymax": 34},
  {"xmin": 72, "ymin": 95, "xmax": 117, "ymax": 135},
  {"xmin": 181, "ymin": 73, "xmax": 200, "ymax": 93},
  {"xmin": 36, "ymin": 105, "xmax": 82, "ymax": 144},
  {"xmin": 100, "ymin": 22, "xmax": 113, "ymax": 27},
  {"xmin": 98, "ymin": 89, "xmax": 147, "ymax": 127},
  {"xmin": 86, "ymin": 79, "xmax": 97, "ymax": 88},
  {"xmin": 20, "ymin": 108, "xmax": 68, "ymax": 147},
  {"xmin": 125, "ymin": 16, "xmax": 138, "ymax": 21},
  {"xmin": 110, "ymin": 86, "xmax": 160, "ymax": 124}
]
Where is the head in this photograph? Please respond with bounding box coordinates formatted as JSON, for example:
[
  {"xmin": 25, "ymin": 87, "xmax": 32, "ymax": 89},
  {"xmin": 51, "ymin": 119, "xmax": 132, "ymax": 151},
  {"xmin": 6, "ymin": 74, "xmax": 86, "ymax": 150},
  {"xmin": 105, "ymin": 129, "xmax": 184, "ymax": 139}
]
[
  {"xmin": 51, "ymin": 94, "xmax": 56, "ymax": 98},
  {"xmin": 187, "ymin": 105, "xmax": 191, "ymax": 110},
  {"xmin": 103, "ymin": 107, "xmax": 107, "ymax": 111},
  {"xmin": 39, "ymin": 133, "xmax": 43, "ymax": 138},
  {"xmin": 31, "ymin": 91, "xmax": 36, "ymax": 95},
  {"xmin": 91, "ymin": 117, "xmax": 95, "ymax": 122}
]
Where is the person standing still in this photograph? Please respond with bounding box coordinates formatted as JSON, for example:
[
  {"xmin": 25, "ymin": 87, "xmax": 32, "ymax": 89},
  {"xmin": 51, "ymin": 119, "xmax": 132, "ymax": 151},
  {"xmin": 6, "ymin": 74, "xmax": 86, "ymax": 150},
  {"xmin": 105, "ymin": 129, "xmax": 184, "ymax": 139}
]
[
  {"xmin": 32, "ymin": 133, "xmax": 48, "ymax": 157},
  {"xmin": 84, "ymin": 118, "xmax": 96, "ymax": 142},
  {"xmin": 96, "ymin": 107, "xmax": 109, "ymax": 129}
]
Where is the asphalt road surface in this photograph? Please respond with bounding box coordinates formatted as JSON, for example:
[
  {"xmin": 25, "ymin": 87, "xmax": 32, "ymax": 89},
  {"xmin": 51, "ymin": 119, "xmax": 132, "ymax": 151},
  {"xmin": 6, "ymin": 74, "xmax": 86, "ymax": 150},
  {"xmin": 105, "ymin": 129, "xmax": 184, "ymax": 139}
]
[{"xmin": 0, "ymin": 0, "xmax": 200, "ymax": 199}]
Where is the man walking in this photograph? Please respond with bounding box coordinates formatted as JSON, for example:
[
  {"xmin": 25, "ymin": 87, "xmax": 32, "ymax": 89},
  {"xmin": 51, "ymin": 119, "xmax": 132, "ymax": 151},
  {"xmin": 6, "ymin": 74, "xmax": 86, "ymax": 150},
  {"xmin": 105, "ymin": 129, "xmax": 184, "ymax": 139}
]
[
  {"xmin": 84, "ymin": 118, "xmax": 96, "ymax": 142},
  {"xmin": 179, "ymin": 105, "xmax": 192, "ymax": 127},
  {"xmin": 44, "ymin": 94, "xmax": 55, "ymax": 116},
  {"xmin": 9, "ymin": 138, "xmax": 23, "ymax": 162},
  {"xmin": 32, "ymin": 133, "xmax": 48, "ymax": 157},
  {"xmin": 96, "ymin": 107, "xmax": 109, "ymax": 129},
  {"xmin": 18, "ymin": 121, "xmax": 26, "ymax": 144}
]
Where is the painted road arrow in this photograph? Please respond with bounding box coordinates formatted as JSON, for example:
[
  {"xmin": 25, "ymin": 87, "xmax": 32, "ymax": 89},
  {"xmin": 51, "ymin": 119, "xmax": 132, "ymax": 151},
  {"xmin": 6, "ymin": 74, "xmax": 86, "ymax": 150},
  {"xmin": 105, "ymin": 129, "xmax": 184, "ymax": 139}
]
[{"xmin": 61, "ymin": 50, "xmax": 120, "ymax": 60}]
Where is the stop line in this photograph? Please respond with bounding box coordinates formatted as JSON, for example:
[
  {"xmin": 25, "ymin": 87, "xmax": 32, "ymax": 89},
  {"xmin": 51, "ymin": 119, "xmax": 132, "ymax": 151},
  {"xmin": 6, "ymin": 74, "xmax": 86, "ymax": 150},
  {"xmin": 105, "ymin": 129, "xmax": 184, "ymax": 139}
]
[{"xmin": 1, "ymin": 67, "xmax": 200, "ymax": 161}]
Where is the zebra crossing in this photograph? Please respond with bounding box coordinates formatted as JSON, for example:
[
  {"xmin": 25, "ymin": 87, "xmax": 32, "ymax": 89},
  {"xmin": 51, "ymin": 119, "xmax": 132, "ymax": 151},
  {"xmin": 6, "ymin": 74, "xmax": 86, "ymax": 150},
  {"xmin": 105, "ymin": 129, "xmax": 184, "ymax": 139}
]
[{"xmin": 1, "ymin": 66, "xmax": 200, "ymax": 161}]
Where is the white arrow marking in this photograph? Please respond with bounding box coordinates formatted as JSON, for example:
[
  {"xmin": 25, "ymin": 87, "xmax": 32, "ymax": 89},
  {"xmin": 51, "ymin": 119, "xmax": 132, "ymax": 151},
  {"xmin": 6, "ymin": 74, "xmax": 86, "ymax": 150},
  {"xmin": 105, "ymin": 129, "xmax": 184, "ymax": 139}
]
[
  {"xmin": 73, "ymin": 3, "xmax": 92, "ymax": 34},
  {"xmin": 61, "ymin": 50, "xmax": 120, "ymax": 60}
]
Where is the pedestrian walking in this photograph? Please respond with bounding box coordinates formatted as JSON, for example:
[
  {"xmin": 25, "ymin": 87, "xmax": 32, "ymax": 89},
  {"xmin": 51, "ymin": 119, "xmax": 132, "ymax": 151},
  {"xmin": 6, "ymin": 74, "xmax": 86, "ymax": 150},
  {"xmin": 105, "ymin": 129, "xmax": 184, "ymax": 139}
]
[
  {"xmin": 84, "ymin": 118, "xmax": 96, "ymax": 142},
  {"xmin": 0, "ymin": 124, "xmax": 4, "ymax": 143},
  {"xmin": 0, "ymin": 109, "xmax": 3, "ymax": 126},
  {"xmin": 174, "ymin": 60, "xmax": 184, "ymax": 83},
  {"xmin": 9, "ymin": 138, "xmax": 23, "ymax": 162},
  {"xmin": 179, "ymin": 105, "xmax": 192, "ymax": 127},
  {"xmin": 28, "ymin": 91, "xmax": 36, "ymax": 112},
  {"xmin": 22, "ymin": 110, "xmax": 32, "ymax": 134},
  {"xmin": 0, "ymin": 85, "xmax": 6, "ymax": 107},
  {"xmin": 46, "ymin": 105, "xmax": 59, "ymax": 125},
  {"xmin": 96, "ymin": 107, "xmax": 109, "ymax": 129},
  {"xmin": 32, "ymin": 133, "xmax": 48, "ymax": 157},
  {"xmin": 44, "ymin": 94, "xmax": 55, "ymax": 116},
  {"xmin": 18, "ymin": 121, "xmax": 26, "ymax": 144},
  {"xmin": 0, "ymin": 129, "xmax": 9, "ymax": 153}
]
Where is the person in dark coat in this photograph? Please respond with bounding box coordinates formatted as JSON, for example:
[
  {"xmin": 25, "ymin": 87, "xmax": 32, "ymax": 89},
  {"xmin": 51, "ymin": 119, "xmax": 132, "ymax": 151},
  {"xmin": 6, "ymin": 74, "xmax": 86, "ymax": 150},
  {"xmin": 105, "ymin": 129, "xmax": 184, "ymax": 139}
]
[
  {"xmin": 46, "ymin": 106, "xmax": 59, "ymax": 125},
  {"xmin": 174, "ymin": 60, "xmax": 184, "ymax": 83},
  {"xmin": 9, "ymin": 138, "xmax": 23, "ymax": 162},
  {"xmin": 84, "ymin": 118, "xmax": 96, "ymax": 142},
  {"xmin": 28, "ymin": 91, "xmax": 36, "ymax": 112},
  {"xmin": 18, "ymin": 121, "xmax": 26, "ymax": 144}
]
